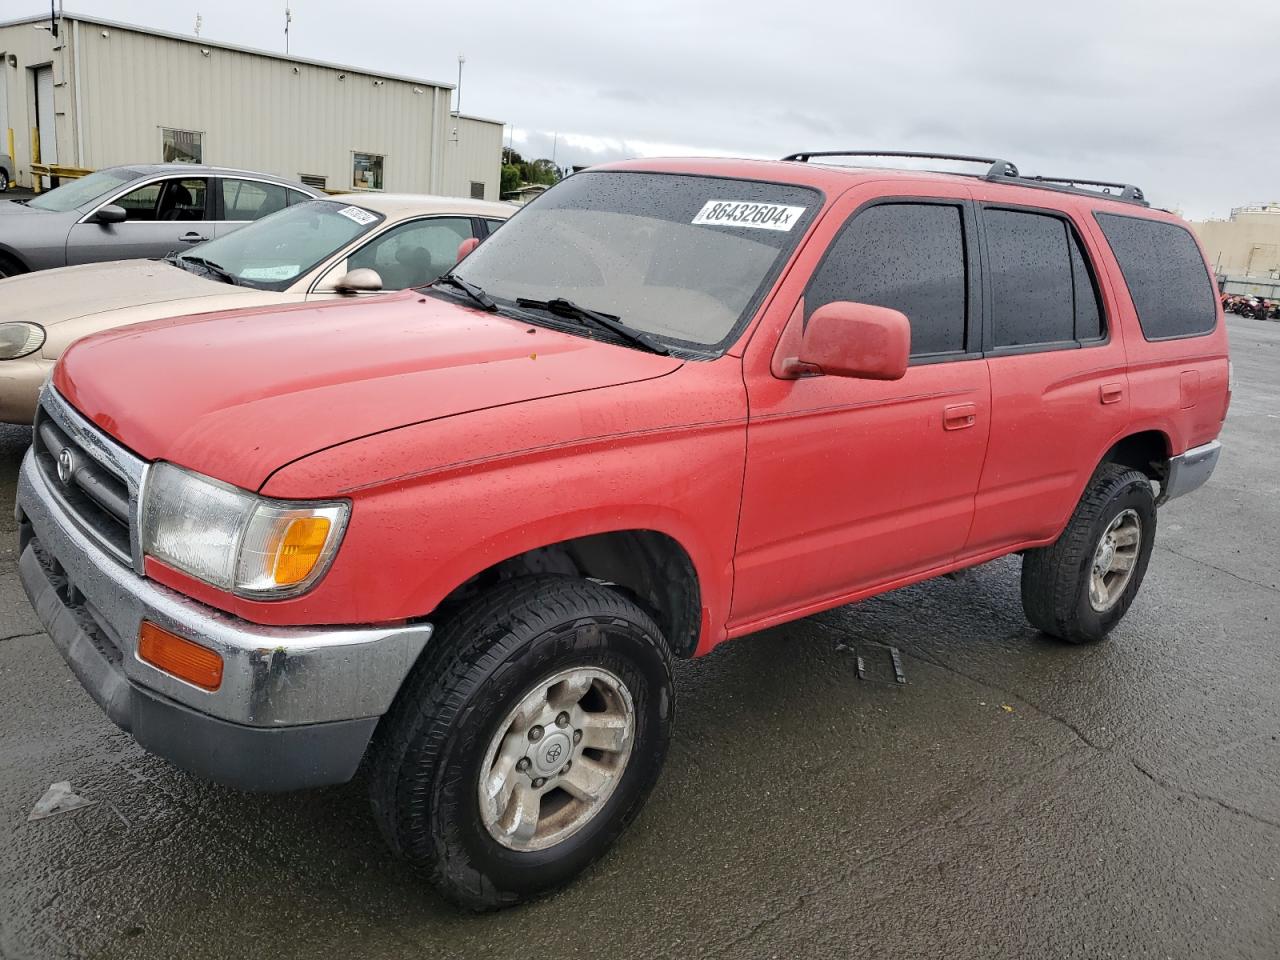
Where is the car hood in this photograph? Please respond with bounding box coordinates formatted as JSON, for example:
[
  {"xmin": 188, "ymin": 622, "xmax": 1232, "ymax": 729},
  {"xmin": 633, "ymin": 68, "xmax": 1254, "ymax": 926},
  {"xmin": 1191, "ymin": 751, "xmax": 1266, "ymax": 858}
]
[
  {"xmin": 0, "ymin": 200, "xmax": 45, "ymax": 217},
  {"xmin": 54, "ymin": 291, "xmax": 684, "ymax": 491},
  {"xmin": 3, "ymin": 259, "xmax": 284, "ymax": 359},
  {"xmin": 2, "ymin": 259, "xmax": 262, "ymax": 328}
]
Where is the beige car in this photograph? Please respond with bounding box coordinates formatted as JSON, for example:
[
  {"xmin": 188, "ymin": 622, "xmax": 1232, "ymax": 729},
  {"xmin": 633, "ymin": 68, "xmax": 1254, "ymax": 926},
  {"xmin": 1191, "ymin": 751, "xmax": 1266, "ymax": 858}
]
[{"xmin": 0, "ymin": 193, "xmax": 514, "ymax": 423}]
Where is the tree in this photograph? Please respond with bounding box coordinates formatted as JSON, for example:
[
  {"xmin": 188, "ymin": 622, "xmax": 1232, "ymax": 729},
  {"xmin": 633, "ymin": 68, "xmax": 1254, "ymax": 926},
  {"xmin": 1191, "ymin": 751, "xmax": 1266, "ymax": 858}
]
[
  {"xmin": 500, "ymin": 164, "xmax": 522, "ymax": 196},
  {"xmin": 526, "ymin": 159, "xmax": 561, "ymax": 186}
]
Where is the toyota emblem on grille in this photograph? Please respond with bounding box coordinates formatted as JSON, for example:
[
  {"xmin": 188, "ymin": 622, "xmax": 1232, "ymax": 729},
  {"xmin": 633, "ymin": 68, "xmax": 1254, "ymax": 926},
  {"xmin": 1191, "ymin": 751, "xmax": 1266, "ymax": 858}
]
[{"xmin": 56, "ymin": 448, "xmax": 76, "ymax": 485}]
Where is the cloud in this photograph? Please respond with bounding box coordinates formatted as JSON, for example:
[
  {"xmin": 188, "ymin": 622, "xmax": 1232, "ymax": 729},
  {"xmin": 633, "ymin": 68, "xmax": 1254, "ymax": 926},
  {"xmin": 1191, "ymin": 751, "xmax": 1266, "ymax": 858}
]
[{"xmin": 13, "ymin": 0, "xmax": 1279, "ymax": 218}]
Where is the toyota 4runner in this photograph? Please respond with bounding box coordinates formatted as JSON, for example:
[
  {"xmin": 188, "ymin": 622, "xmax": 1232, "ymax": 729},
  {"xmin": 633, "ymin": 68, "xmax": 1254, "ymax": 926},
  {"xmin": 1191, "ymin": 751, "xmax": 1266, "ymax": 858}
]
[{"xmin": 16, "ymin": 151, "xmax": 1230, "ymax": 909}]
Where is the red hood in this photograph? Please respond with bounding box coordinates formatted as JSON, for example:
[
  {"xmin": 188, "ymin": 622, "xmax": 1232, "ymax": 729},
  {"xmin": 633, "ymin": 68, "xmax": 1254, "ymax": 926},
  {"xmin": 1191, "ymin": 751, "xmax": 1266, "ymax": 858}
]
[{"xmin": 54, "ymin": 291, "xmax": 683, "ymax": 490}]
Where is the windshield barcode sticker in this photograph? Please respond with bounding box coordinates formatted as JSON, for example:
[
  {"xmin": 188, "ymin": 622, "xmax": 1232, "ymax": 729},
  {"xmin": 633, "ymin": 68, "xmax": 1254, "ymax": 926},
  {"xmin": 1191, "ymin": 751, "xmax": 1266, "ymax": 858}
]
[
  {"xmin": 692, "ymin": 200, "xmax": 806, "ymax": 231},
  {"xmin": 337, "ymin": 205, "xmax": 378, "ymax": 225}
]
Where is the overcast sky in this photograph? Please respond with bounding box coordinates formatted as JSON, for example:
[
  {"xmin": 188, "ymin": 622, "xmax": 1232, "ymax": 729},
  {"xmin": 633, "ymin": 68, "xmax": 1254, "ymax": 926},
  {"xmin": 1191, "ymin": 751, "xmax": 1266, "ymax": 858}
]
[{"xmin": 14, "ymin": 0, "xmax": 1280, "ymax": 219}]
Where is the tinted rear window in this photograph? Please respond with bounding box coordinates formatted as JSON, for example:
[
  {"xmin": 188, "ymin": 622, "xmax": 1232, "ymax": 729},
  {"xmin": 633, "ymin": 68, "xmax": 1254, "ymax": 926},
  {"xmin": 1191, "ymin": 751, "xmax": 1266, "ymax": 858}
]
[
  {"xmin": 1095, "ymin": 214, "xmax": 1216, "ymax": 340},
  {"xmin": 985, "ymin": 209, "xmax": 1105, "ymax": 347},
  {"xmin": 986, "ymin": 210, "xmax": 1075, "ymax": 346}
]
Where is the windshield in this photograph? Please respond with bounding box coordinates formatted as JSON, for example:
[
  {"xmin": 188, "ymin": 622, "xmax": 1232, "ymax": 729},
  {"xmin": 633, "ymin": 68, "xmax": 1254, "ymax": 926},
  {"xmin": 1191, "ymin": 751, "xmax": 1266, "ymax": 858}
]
[
  {"xmin": 455, "ymin": 171, "xmax": 820, "ymax": 351},
  {"xmin": 176, "ymin": 200, "xmax": 384, "ymax": 290},
  {"xmin": 27, "ymin": 168, "xmax": 140, "ymax": 212}
]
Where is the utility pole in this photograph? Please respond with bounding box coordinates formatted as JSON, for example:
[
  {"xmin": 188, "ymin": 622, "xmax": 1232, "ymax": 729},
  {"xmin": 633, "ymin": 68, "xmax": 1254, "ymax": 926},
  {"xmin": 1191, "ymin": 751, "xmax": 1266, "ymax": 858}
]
[{"xmin": 284, "ymin": 5, "xmax": 292, "ymax": 54}]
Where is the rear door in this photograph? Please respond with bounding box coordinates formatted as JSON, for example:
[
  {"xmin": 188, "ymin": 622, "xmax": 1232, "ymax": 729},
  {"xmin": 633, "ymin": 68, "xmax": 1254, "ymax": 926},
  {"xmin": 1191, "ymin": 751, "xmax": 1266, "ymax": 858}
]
[
  {"xmin": 67, "ymin": 176, "xmax": 213, "ymax": 264},
  {"xmin": 732, "ymin": 183, "xmax": 992, "ymax": 631},
  {"xmin": 964, "ymin": 198, "xmax": 1131, "ymax": 553}
]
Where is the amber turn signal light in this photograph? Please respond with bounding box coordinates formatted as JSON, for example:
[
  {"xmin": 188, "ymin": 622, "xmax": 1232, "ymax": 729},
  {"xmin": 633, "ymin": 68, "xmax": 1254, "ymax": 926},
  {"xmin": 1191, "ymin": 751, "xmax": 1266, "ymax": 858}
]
[{"xmin": 138, "ymin": 621, "xmax": 224, "ymax": 691}]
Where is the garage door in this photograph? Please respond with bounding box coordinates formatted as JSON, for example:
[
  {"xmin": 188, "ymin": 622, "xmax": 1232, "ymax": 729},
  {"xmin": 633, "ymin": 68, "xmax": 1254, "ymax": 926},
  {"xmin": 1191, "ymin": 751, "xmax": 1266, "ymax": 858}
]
[{"xmin": 35, "ymin": 65, "xmax": 57, "ymax": 187}]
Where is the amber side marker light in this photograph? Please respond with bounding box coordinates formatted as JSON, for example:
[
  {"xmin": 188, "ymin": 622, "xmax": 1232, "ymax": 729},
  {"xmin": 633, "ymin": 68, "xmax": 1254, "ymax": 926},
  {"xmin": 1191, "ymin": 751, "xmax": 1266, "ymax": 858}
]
[{"xmin": 138, "ymin": 622, "xmax": 224, "ymax": 691}]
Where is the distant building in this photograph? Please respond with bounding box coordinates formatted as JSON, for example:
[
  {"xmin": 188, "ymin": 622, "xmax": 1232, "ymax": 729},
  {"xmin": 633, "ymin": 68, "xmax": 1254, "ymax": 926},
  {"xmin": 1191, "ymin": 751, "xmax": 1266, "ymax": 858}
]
[
  {"xmin": 504, "ymin": 183, "xmax": 551, "ymax": 204},
  {"xmin": 1188, "ymin": 202, "xmax": 1280, "ymax": 297},
  {"xmin": 0, "ymin": 11, "xmax": 504, "ymax": 199}
]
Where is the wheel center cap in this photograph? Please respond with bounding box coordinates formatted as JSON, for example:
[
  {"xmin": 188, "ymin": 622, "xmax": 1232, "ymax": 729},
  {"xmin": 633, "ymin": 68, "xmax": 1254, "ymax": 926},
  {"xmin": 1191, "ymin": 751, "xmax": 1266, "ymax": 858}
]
[
  {"xmin": 532, "ymin": 732, "xmax": 571, "ymax": 777},
  {"xmin": 1096, "ymin": 539, "xmax": 1115, "ymax": 573}
]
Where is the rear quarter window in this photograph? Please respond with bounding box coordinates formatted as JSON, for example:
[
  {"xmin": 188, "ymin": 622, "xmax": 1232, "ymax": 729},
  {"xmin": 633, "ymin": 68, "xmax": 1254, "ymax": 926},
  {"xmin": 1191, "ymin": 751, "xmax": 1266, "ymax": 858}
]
[{"xmin": 1095, "ymin": 213, "xmax": 1216, "ymax": 340}]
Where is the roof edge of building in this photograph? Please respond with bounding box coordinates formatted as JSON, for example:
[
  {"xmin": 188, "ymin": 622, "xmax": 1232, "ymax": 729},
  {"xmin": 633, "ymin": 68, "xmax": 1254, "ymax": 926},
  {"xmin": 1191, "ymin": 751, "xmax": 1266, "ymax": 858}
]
[{"xmin": 0, "ymin": 10, "xmax": 457, "ymax": 92}]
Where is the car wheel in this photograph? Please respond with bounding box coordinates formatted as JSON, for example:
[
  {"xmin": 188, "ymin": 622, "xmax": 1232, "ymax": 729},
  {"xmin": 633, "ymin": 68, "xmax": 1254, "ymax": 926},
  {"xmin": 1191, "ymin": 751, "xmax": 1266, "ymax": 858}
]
[
  {"xmin": 1020, "ymin": 464, "xmax": 1156, "ymax": 644},
  {"xmin": 368, "ymin": 574, "xmax": 675, "ymax": 910},
  {"xmin": 0, "ymin": 174, "xmax": 8, "ymax": 194}
]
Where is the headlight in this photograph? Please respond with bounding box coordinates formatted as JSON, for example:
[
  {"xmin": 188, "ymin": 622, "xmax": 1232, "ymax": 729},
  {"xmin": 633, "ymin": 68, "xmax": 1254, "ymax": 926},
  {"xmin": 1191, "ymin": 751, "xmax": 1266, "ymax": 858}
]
[
  {"xmin": 0, "ymin": 322, "xmax": 46, "ymax": 360},
  {"xmin": 140, "ymin": 462, "xmax": 349, "ymax": 599}
]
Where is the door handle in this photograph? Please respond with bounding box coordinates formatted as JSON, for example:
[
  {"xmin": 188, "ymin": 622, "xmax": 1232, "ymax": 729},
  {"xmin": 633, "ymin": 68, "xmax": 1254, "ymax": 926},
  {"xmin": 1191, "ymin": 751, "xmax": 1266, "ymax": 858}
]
[
  {"xmin": 1100, "ymin": 382, "xmax": 1124, "ymax": 405},
  {"xmin": 943, "ymin": 402, "xmax": 977, "ymax": 431},
  {"xmin": 180, "ymin": 232, "xmax": 208, "ymax": 243}
]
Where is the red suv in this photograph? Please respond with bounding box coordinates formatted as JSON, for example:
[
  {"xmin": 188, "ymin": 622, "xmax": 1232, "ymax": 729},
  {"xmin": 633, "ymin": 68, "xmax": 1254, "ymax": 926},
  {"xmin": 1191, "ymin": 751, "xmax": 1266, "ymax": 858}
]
[{"xmin": 17, "ymin": 151, "xmax": 1229, "ymax": 909}]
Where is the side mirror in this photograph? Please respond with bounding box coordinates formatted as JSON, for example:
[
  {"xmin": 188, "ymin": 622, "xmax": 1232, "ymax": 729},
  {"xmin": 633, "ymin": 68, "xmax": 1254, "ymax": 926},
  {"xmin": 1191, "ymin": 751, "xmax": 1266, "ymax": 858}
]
[
  {"xmin": 93, "ymin": 204, "xmax": 127, "ymax": 225},
  {"xmin": 456, "ymin": 236, "xmax": 480, "ymax": 262},
  {"xmin": 786, "ymin": 301, "xmax": 910, "ymax": 380},
  {"xmin": 333, "ymin": 267, "xmax": 383, "ymax": 295}
]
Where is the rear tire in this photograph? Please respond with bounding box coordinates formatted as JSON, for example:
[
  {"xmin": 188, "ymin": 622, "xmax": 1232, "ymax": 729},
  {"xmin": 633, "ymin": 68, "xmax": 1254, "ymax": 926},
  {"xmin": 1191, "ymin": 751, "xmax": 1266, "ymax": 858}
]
[
  {"xmin": 368, "ymin": 575, "xmax": 674, "ymax": 910},
  {"xmin": 1021, "ymin": 464, "xmax": 1156, "ymax": 644}
]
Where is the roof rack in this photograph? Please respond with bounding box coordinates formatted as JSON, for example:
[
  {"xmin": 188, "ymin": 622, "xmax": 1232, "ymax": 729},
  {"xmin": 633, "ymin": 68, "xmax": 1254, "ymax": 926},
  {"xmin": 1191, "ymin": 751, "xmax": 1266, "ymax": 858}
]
[
  {"xmin": 782, "ymin": 151, "xmax": 1149, "ymax": 207},
  {"xmin": 1023, "ymin": 176, "xmax": 1146, "ymax": 205},
  {"xmin": 782, "ymin": 150, "xmax": 1019, "ymax": 180}
]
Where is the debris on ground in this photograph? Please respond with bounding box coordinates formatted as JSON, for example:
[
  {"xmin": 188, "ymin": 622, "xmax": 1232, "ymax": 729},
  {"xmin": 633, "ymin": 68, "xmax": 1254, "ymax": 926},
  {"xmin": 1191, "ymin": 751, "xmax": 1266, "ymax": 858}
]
[{"xmin": 28, "ymin": 781, "xmax": 96, "ymax": 821}]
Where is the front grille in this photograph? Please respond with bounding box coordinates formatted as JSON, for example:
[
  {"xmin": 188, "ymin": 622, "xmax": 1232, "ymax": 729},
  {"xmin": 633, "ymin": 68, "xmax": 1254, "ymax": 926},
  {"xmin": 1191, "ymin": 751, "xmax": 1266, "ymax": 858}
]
[{"xmin": 32, "ymin": 391, "xmax": 144, "ymax": 569}]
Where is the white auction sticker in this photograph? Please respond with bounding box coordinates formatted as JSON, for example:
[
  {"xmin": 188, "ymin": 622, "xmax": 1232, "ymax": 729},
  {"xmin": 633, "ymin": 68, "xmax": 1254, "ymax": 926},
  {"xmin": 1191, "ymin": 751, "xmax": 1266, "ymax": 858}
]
[
  {"xmin": 239, "ymin": 265, "xmax": 301, "ymax": 281},
  {"xmin": 692, "ymin": 200, "xmax": 806, "ymax": 231},
  {"xmin": 337, "ymin": 205, "xmax": 379, "ymax": 226}
]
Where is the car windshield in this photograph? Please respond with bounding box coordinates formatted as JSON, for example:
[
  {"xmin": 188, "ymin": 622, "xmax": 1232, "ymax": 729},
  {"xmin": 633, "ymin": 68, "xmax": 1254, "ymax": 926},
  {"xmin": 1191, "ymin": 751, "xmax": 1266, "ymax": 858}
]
[
  {"xmin": 454, "ymin": 171, "xmax": 821, "ymax": 351},
  {"xmin": 175, "ymin": 200, "xmax": 385, "ymax": 290},
  {"xmin": 26, "ymin": 169, "xmax": 142, "ymax": 213}
]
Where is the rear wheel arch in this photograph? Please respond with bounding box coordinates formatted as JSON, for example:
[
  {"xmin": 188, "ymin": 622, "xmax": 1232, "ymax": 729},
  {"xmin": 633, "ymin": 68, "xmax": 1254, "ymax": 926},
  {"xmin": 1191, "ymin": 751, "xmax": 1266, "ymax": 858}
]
[{"xmin": 1099, "ymin": 429, "xmax": 1172, "ymax": 487}]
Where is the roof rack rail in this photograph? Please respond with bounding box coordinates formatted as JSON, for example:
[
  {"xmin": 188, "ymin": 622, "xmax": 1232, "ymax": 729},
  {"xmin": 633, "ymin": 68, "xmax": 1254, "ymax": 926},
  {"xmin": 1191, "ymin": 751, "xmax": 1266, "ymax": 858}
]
[
  {"xmin": 1023, "ymin": 176, "xmax": 1147, "ymax": 206},
  {"xmin": 782, "ymin": 150, "xmax": 1019, "ymax": 180}
]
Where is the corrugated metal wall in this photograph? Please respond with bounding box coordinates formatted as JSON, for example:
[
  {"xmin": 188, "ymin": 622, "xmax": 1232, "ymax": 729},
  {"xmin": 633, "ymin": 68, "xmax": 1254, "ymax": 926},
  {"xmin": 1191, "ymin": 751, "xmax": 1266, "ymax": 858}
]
[
  {"xmin": 0, "ymin": 21, "xmax": 75, "ymax": 186},
  {"xmin": 74, "ymin": 23, "xmax": 459, "ymax": 193},
  {"xmin": 1, "ymin": 16, "xmax": 504, "ymax": 196},
  {"xmin": 445, "ymin": 115, "xmax": 504, "ymax": 200}
]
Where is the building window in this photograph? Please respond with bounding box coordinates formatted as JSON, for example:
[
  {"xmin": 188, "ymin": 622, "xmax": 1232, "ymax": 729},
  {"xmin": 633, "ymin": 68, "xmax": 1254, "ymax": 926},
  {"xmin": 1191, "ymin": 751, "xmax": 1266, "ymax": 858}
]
[
  {"xmin": 352, "ymin": 153, "xmax": 384, "ymax": 191},
  {"xmin": 470, "ymin": 181, "xmax": 486, "ymax": 200},
  {"xmin": 162, "ymin": 128, "xmax": 203, "ymax": 164},
  {"xmin": 300, "ymin": 174, "xmax": 327, "ymax": 191}
]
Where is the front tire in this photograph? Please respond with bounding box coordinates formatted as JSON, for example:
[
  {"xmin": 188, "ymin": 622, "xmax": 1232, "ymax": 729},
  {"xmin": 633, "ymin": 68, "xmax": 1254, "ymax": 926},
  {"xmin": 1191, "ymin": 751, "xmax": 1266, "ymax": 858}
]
[
  {"xmin": 368, "ymin": 575, "xmax": 674, "ymax": 910},
  {"xmin": 1021, "ymin": 464, "xmax": 1156, "ymax": 643}
]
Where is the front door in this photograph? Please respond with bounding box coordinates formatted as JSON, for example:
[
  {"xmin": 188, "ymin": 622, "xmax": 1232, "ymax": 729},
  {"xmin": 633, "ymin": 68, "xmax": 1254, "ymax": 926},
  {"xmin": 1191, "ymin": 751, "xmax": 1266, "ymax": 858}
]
[
  {"xmin": 731, "ymin": 185, "xmax": 992, "ymax": 632},
  {"xmin": 67, "ymin": 176, "xmax": 212, "ymax": 264}
]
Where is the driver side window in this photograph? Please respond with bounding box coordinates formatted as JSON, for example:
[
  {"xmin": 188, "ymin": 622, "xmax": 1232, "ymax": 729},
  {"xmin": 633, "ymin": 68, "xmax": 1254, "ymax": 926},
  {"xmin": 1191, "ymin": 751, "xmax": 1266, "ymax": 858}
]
[
  {"xmin": 347, "ymin": 217, "xmax": 474, "ymax": 290},
  {"xmin": 113, "ymin": 178, "xmax": 209, "ymax": 222}
]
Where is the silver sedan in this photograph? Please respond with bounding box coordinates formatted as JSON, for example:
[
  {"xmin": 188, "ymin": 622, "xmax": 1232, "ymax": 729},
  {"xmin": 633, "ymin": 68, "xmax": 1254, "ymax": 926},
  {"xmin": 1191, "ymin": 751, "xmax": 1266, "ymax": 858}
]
[{"xmin": 0, "ymin": 164, "xmax": 322, "ymax": 278}]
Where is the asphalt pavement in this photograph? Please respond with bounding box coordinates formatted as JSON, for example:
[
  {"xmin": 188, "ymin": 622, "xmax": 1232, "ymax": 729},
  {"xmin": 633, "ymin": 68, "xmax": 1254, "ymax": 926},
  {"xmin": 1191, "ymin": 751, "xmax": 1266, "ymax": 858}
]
[{"xmin": 1, "ymin": 316, "xmax": 1277, "ymax": 960}]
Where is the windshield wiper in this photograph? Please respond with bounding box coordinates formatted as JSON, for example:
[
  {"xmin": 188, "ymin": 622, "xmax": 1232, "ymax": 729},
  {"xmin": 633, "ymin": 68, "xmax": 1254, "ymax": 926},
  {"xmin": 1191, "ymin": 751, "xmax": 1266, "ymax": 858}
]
[
  {"xmin": 515, "ymin": 298, "xmax": 669, "ymax": 355},
  {"xmin": 176, "ymin": 255, "xmax": 241, "ymax": 286},
  {"xmin": 433, "ymin": 273, "xmax": 496, "ymax": 310}
]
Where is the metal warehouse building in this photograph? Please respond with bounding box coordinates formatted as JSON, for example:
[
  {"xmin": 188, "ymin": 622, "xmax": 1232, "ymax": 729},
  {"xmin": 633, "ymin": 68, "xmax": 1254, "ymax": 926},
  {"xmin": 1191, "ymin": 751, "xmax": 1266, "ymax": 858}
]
[{"xmin": 0, "ymin": 11, "xmax": 504, "ymax": 199}]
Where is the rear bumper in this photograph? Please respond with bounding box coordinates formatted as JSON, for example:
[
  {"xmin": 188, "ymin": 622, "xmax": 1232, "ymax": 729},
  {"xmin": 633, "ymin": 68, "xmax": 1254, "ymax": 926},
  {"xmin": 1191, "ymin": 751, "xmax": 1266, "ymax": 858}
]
[
  {"xmin": 1160, "ymin": 440, "xmax": 1222, "ymax": 504},
  {"xmin": 16, "ymin": 447, "xmax": 434, "ymax": 791}
]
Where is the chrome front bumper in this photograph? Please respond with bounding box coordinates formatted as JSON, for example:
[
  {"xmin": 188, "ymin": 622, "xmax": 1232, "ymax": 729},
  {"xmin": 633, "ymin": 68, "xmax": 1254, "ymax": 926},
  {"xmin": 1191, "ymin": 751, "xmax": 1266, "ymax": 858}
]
[
  {"xmin": 17, "ymin": 448, "xmax": 432, "ymax": 729},
  {"xmin": 1160, "ymin": 440, "xmax": 1222, "ymax": 504}
]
